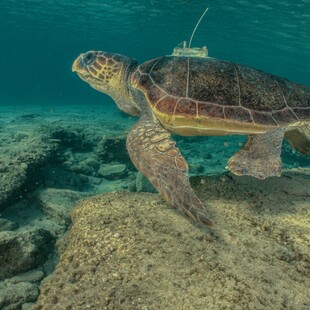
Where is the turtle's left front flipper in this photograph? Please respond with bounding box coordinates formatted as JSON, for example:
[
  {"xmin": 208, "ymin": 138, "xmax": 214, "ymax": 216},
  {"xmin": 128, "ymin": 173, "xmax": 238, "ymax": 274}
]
[{"xmin": 127, "ymin": 114, "xmax": 214, "ymax": 226}]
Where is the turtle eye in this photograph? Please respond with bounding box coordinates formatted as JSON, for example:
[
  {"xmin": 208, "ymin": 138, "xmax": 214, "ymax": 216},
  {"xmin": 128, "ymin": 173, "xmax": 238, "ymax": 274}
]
[{"xmin": 81, "ymin": 51, "xmax": 96, "ymax": 67}]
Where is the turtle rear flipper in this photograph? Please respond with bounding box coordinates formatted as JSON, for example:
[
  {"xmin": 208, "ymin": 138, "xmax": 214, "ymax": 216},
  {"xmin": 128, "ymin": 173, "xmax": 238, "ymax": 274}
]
[
  {"xmin": 227, "ymin": 127, "xmax": 286, "ymax": 179},
  {"xmin": 127, "ymin": 114, "xmax": 214, "ymax": 226},
  {"xmin": 285, "ymin": 123, "xmax": 310, "ymax": 154}
]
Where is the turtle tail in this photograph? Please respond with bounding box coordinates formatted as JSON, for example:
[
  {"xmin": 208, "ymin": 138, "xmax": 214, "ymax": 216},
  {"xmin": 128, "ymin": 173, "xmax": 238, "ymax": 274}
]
[{"xmin": 285, "ymin": 122, "xmax": 310, "ymax": 154}]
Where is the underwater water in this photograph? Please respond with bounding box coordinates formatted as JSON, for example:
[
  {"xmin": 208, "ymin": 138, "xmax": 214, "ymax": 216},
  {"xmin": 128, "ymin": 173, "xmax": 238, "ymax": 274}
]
[{"xmin": 0, "ymin": 1, "xmax": 309, "ymax": 309}]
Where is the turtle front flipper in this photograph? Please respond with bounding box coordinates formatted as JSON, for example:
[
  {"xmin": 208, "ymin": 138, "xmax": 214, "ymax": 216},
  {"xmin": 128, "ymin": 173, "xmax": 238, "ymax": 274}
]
[
  {"xmin": 127, "ymin": 114, "xmax": 214, "ymax": 226},
  {"xmin": 227, "ymin": 127, "xmax": 286, "ymax": 179}
]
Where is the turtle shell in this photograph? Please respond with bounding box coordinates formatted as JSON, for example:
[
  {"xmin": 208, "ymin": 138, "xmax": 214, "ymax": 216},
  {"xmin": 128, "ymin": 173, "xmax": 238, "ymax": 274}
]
[{"xmin": 131, "ymin": 56, "xmax": 310, "ymax": 135}]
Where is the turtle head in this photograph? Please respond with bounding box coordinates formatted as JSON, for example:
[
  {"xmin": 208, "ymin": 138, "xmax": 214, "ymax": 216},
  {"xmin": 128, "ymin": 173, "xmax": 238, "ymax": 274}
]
[{"xmin": 72, "ymin": 51, "xmax": 140, "ymax": 116}]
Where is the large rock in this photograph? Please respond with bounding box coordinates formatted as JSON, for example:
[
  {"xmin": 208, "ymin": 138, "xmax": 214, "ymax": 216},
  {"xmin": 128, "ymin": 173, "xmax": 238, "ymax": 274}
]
[
  {"xmin": 36, "ymin": 188, "xmax": 88, "ymax": 229},
  {"xmin": 0, "ymin": 229, "xmax": 53, "ymax": 280},
  {"xmin": 0, "ymin": 270, "xmax": 44, "ymax": 309},
  {"xmin": 33, "ymin": 171, "xmax": 310, "ymax": 309},
  {"xmin": 0, "ymin": 132, "xmax": 59, "ymax": 209},
  {"xmin": 0, "ymin": 282, "xmax": 39, "ymax": 309}
]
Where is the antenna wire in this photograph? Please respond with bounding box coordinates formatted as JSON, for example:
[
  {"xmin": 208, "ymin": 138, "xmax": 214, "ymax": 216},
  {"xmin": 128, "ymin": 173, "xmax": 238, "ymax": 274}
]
[{"xmin": 188, "ymin": 7, "xmax": 209, "ymax": 48}]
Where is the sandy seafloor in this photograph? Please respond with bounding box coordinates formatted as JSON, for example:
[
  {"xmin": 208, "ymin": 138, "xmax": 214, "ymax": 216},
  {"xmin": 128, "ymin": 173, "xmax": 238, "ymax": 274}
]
[{"xmin": 0, "ymin": 104, "xmax": 309, "ymax": 310}]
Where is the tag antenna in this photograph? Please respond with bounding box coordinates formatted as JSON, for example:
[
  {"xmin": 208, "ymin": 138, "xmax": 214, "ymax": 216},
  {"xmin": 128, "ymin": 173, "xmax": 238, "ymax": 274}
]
[{"xmin": 188, "ymin": 7, "xmax": 209, "ymax": 48}]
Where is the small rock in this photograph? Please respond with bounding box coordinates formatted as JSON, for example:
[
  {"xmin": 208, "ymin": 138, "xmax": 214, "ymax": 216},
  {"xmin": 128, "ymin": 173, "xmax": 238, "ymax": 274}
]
[
  {"xmin": 0, "ymin": 229, "xmax": 54, "ymax": 280},
  {"xmin": 71, "ymin": 163, "xmax": 95, "ymax": 176},
  {"xmin": 98, "ymin": 164, "xmax": 127, "ymax": 180},
  {"xmin": 84, "ymin": 157, "xmax": 100, "ymax": 170},
  {"xmin": 0, "ymin": 282, "xmax": 39, "ymax": 309},
  {"xmin": 87, "ymin": 176, "xmax": 103, "ymax": 185},
  {"xmin": 0, "ymin": 218, "xmax": 18, "ymax": 232},
  {"xmin": 22, "ymin": 303, "xmax": 35, "ymax": 310},
  {"xmin": 135, "ymin": 172, "xmax": 157, "ymax": 193},
  {"xmin": 9, "ymin": 270, "xmax": 45, "ymax": 284}
]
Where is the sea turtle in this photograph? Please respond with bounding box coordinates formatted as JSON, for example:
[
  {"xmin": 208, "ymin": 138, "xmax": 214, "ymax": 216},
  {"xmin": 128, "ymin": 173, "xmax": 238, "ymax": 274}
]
[{"xmin": 72, "ymin": 48, "xmax": 310, "ymax": 226}]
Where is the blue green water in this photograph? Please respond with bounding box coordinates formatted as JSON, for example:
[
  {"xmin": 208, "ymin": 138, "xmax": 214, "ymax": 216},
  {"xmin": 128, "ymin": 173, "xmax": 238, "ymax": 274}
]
[
  {"xmin": 0, "ymin": 2, "xmax": 309, "ymax": 307},
  {"xmin": 0, "ymin": 0, "xmax": 309, "ymax": 107}
]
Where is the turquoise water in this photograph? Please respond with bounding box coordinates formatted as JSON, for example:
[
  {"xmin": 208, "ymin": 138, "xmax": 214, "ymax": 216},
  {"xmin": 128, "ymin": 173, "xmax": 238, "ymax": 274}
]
[
  {"xmin": 0, "ymin": 2, "xmax": 310, "ymax": 308},
  {"xmin": 0, "ymin": 0, "xmax": 309, "ymax": 189},
  {"xmin": 0, "ymin": 0, "xmax": 309, "ymax": 106}
]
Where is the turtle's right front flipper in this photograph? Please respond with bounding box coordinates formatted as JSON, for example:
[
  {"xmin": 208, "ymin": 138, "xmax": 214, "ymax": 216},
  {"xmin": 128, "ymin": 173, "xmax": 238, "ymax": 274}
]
[{"xmin": 127, "ymin": 114, "xmax": 214, "ymax": 226}]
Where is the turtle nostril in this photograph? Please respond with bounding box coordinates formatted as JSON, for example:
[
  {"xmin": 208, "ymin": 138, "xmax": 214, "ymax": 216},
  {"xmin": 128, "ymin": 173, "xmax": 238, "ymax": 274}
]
[{"xmin": 81, "ymin": 51, "xmax": 96, "ymax": 67}]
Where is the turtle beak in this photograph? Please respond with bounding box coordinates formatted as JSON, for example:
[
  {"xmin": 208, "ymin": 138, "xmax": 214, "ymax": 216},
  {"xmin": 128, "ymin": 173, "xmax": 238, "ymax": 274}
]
[{"xmin": 72, "ymin": 55, "xmax": 83, "ymax": 73}]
